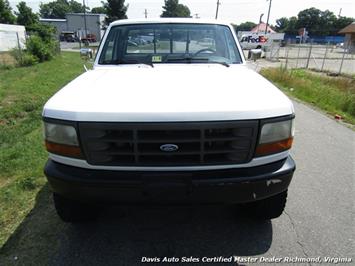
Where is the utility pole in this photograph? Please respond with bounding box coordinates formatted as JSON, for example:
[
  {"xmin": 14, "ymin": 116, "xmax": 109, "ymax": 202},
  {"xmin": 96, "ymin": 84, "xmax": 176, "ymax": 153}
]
[
  {"xmin": 144, "ymin": 9, "xmax": 148, "ymax": 18},
  {"xmin": 257, "ymin": 13, "xmax": 264, "ymax": 32},
  {"xmin": 215, "ymin": 0, "xmax": 221, "ymax": 20},
  {"xmin": 83, "ymin": 0, "xmax": 88, "ymax": 39},
  {"xmin": 338, "ymin": 8, "xmax": 342, "ymax": 17},
  {"xmin": 265, "ymin": 0, "xmax": 272, "ymax": 34}
]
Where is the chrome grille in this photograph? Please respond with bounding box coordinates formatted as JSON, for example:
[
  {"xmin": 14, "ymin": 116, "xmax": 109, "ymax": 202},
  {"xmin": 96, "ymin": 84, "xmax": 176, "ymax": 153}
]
[{"xmin": 78, "ymin": 121, "xmax": 258, "ymax": 166}]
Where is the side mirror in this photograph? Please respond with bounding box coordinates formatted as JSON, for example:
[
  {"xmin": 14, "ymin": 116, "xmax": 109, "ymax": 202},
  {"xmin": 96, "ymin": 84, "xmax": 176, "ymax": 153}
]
[
  {"xmin": 248, "ymin": 49, "xmax": 262, "ymax": 61},
  {"xmin": 80, "ymin": 48, "xmax": 94, "ymax": 61},
  {"xmin": 80, "ymin": 48, "xmax": 94, "ymax": 71}
]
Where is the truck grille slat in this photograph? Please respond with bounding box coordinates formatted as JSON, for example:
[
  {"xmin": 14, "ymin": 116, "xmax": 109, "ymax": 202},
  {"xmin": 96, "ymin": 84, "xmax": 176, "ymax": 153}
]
[{"xmin": 79, "ymin": 121, "xmax": 258, "ymax": 166}]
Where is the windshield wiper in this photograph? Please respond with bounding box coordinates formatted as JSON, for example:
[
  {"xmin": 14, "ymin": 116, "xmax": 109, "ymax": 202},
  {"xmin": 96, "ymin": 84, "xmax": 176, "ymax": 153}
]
[
  {"xmin": 208, "ymin": 61, "xmax": 230, "ymax": 67},
  {"xmin": 116, "ymin": 59, "xmax": 154, "ymax": 68},
  {"xmin": 166, "ymin": 57, "xmax": 209, "ymax": 63},
  {"xmin": 166, "ymin": 57, "xmax": 230, "ymax": 67}
]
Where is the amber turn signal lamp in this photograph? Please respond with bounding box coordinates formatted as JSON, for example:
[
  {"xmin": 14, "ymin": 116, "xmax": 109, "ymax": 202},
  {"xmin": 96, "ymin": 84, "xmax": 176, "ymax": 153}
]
[
  {"xmin": 255, "ymin": 137, "xmax": 293, "ymax": 157},
  {"xmin": 45, "ymin": 140, "xmax": 83, "ymax": 158}
]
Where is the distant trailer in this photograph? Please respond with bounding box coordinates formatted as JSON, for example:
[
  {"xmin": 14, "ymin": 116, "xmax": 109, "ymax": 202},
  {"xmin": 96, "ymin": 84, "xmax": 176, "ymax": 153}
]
[
  {"xmin": 237, "ymin": 31, "xmax": 285, "ymax": 50},
  {"xmin": 0, "ymin": 24, "xmax": 26, "ymax": 52}
]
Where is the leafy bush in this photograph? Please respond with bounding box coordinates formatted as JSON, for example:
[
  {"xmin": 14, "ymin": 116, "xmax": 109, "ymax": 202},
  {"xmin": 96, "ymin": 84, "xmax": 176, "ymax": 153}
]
[
  {"xmin": 9, "ymin": 48, "xmax": 22, "ymax": 63},
  {"xmin": 21, "ymin": 53, "xmax": 39, "ymax": 66},
  {"xmin": 10, "ymin": 48, "xmax": 38, "ymax": 66},
  {"xmin": 8, "ymin": 22, "xmax": 59, "ymax": 68},
  {"xmin": 27, "ymin": 23, "xmax": 60, "ymax": 56},
  {"xmin": 0, "ymin": 64, "xmax": 14, "ymax": 70},
  {"xmin": 26, "ymin": 23, "xmax": 56, "ymax": 43},
  {"xmin": 10, "ymin": 23, "xmax": 59, "ymax": 67},
  {"xmin": 26, "ymin": 35, "xmax": 54, "ymax": 62},
  {"xmin": 11, "ymin": 33, "xmax": 59, "ymax": 66}
]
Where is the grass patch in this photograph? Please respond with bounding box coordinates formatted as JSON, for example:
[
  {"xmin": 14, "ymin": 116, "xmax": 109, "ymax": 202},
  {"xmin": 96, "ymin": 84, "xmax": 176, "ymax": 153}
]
[
  {"xmin": 0, "ymin": 52, "xmax": 84, "ymax": 247},
  {"xmin": 0, "ymin": 52, "xmax": 16, "ymax": 67},
  {"xmin": 260, "ymin": 68, "xmax": 355, "ymax": 125}
]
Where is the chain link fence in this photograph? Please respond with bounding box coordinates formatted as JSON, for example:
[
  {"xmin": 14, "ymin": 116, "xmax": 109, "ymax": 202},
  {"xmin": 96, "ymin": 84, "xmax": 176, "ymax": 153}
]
[{"xmin": 264, "ymin": 41, "xmax": 355, "ymax": 76}]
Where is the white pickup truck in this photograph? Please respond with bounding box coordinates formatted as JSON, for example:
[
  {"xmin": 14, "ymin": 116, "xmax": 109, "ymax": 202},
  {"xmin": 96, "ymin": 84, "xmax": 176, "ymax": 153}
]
[{"xmin": 43, "ymin": 18, "xmax": 295, "ymax": 223}]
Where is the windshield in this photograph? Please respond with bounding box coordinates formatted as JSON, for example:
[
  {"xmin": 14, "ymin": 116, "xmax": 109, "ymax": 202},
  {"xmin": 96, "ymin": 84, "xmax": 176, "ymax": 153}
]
[{"xmin": 98, "ymin": 23, "xmax": 242, "ymax": 65}]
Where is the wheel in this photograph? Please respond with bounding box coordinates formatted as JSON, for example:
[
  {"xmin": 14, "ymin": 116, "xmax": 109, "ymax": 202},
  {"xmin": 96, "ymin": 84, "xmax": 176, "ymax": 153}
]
[
  {"xmin": 243, "ymin": 190, "xmax": 287, "ymax": 220},
  {"xmin": 53, "ymin": 193, "xmax": 98, "ymax": 223}
]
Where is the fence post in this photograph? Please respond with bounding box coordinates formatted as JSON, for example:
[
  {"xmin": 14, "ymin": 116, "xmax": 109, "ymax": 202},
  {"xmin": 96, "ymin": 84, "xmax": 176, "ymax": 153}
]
[
  {"xmin": 338, "ymin": 41, "xmax": 348, "ymax": 75},
  {"xmin": 285, "ymin": 46, "xmax": 290, "ymax": 70},
  {"xmin": 305, "ymin": 40, "xmax": 312, "ymax": 69},
  {"xmin": 16, "ymin": 32, "xmax": 23, "ymax": 63},
  {"xmin": 321, "ymin": 42, "xmax": 328, "ymax": 72},
  {"xmin": 295, "ymin": 40, "xmax": 301, "ymax": 68}
]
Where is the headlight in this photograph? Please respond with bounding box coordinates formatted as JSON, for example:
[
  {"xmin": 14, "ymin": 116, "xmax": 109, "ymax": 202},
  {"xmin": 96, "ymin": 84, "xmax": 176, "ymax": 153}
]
[
  {"xmin": 44, "ymin": 123, "xmax": 79, "ymax": 145},
  {"xmin": 255, "ymin": 118, "xmax": 294, "ymax": 156},
  {"xmin": 44, "ymin": 122, "xmax": 83, "ymax": 158}
]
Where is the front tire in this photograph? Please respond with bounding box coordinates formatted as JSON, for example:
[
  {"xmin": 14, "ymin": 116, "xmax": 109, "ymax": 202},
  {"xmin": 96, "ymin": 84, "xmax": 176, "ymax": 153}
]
[
  {"xmin": 243, "ymin": 190, "xmax": 288, "ymax": 220},
  {"xmin": 53, "ymin": 193, "xmax": 98, "ymax": 223}
]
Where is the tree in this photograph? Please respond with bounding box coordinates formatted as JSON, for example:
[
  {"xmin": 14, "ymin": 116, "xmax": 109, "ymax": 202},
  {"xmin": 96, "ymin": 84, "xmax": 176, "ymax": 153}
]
[
  {"xmin": 0, "ymin": 0, "xmax": 16, "ymax": 24},
  {"xmin": 320, "ymin": 10, "xmax": 337, "ymax": 35},
  {"xmin": 275, "ymin": 8, "xmax": 353, "ymax": 36},
  {"xmin": 103, "ymin": 0, "xmax": 128, "ymax": 25},
  {"xmin": 333, "ymin": 16, "xmax": 354, "ymax": 35},
  {"xmin": 39, "ymin": 0, "xmax": 87, "ymax": 19},
  {"xmin": 275, "ymin": 17, "xmax": 289, "ymax": 32},
  {"xmin": 91, "ymin": 6, "xmax": 106, "ymax": 14},
  {"xmin": 296, "ymin": 8, "xmax": 352, "ymax": 35},
  {"xmin": 40, "ymin": 0, "xmax": 70, "ymax": 18},
  {"xmin": 161, "ymin": 0, "xmax": 191, "ymax": 18},
  {"xmin": 26, "ymin": 23, "xmax": 57, "ymax": 42},
  {"xmin": 286, "ymin": 16, "xmax": 298, "ymax": 35},
  {"xmin": 296, "ymin": 7, "xmax": 322, "ymax": 35},
  {"xmin": 276, "ymin": 16, "xmax": 297, "ymax": 35},
  {"xmin": 296, "ymin": 7, "xmax": 338, "ymax": 35},
  {"xmin": 68, "ymin": 0, "xmax": 87, "ymax": 13},
  {"xmin": 15, "ymin": 2, "xmax": 39, "ymax": 27},
  {"xmin": 233, "ymin": 21, "xmax": 256, "ymax": 32}
]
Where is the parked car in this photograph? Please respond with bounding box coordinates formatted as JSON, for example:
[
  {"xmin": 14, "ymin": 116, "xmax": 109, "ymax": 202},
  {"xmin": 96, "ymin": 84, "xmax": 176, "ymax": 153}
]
[
  {"xmin": 43, "ymin": 19, "xmax": 296, "ymax": 223},
  {"xmin": 60, "ymin": 31, "xmax": 77, "ymax": 42},
  {"xmin": 336, "ymin": 42, "xmax": 344, "ymax": 48},
  {"xmin": 81, "ymin": 33, "xmax": 97, "ymax": 43}
]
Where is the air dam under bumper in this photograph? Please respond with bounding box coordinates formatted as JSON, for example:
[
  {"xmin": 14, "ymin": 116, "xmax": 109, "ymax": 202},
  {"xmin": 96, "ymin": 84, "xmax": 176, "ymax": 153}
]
[{"xmin": 44, "ymin": 156, "xmax": 295, "ymax": 204}]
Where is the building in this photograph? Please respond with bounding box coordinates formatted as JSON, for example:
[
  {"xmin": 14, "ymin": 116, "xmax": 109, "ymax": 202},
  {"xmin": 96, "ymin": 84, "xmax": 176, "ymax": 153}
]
[
  {"xmin": 338, "ymin": 22, "xmax": 355, "ymax": 53},
  {"xmin": 40, "ymin": 13, "xmax": 105, "ymax": 41},
  {"xmin": 0, "ymin": 24, "xmax": 26, "ymax": 51},
  {"xmin": 250, "ymin": 22, "xmax": 276, "ymax": 34},
  {"xmin": 39, "ymin": 18, "xmax": 67, "ymax": 34}
]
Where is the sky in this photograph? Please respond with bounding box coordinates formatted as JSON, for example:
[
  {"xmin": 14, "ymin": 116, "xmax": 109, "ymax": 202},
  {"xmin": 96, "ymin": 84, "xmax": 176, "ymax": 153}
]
[{"xmin": 8, "ymin": 0, "xmax": 355, "ymax": 25}]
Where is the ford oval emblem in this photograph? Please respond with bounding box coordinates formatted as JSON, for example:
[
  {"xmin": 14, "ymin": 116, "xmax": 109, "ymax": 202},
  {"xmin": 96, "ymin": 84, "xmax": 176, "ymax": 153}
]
[{"xmin": 160, "ymin": 144, "xmax": 179, "ymax": 152}]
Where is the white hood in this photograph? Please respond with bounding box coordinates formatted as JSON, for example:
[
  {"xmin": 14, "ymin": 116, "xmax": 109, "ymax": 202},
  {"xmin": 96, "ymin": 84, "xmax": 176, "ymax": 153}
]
[{"xmin": 43, "ymin": 64, "xmax": 294, "ymax": 122}]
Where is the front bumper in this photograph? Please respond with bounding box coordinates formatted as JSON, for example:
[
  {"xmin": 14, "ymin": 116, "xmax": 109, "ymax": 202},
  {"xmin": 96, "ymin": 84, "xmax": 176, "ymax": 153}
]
[{"xmin": 44, "ymin": 156, "xmax": 295, "ymax": 204}]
